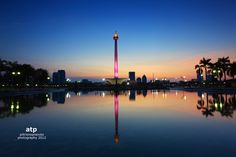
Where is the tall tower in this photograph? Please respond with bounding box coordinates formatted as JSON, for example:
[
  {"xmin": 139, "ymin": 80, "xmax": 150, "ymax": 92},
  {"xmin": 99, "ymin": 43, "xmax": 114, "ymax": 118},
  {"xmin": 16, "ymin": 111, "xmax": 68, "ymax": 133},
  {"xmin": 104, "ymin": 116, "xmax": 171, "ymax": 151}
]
[
  {"xmin": 113, "ymin": 31, "xmax": 119, "ymax": 79},
  {"xmin": 105, "ymin": 32, "xmax": 127, "ymax": 85}
]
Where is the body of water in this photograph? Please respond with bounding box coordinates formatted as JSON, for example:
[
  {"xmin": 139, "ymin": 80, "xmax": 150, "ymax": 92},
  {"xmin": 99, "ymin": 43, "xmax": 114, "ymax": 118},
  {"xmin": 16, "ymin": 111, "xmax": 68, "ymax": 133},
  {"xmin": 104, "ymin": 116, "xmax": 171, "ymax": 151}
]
[{"xmin": 0, "ymin": 90, "xmax": 236, "ymax": 157}]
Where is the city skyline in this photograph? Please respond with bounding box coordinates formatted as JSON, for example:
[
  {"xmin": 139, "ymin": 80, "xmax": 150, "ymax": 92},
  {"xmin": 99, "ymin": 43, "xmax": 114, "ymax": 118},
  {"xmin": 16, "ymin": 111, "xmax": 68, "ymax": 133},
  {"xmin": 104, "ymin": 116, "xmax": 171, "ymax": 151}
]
[{"xmin": 1, "ymin": 0, "xmax": 236, "ymax": 81}]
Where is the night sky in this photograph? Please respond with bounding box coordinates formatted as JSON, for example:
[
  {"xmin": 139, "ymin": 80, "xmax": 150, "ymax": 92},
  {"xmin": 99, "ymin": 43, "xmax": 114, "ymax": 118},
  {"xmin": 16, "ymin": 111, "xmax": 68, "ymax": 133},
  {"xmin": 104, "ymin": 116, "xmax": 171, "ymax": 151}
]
[{"xmin": 0, "ymin": 0, "xmax": 236, "ymax": 81}]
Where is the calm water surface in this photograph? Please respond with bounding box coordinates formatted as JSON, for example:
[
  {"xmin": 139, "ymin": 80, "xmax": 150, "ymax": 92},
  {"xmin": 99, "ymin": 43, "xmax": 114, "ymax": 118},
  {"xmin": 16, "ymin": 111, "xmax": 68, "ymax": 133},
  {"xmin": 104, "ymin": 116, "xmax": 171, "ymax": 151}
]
[{"xmin": 0, "ymin": 90, "xmax": 236, "ymax": 157}]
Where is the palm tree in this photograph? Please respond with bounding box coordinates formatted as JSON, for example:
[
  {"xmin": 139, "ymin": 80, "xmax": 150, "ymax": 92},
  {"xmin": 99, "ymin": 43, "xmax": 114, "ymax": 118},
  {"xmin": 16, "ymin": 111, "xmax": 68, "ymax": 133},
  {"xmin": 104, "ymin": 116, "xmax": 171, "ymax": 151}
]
[
  {"xmin": 227, "ymin": 62, "xmax": 236, "ymax": 80},
  {"xmin": 199, "ymin": 57, "xmax": 211, "ymax": 81},
  {"xmin": 213, "ymin": 61, "xmax": 223, "ymax": 81},
  {"xmin": 218, "ymin": 56, "xmax": 230, "ymax": 81},
  {"xmin": 195, "ymin": 64, "xmax": 203, "ymax": 77}
]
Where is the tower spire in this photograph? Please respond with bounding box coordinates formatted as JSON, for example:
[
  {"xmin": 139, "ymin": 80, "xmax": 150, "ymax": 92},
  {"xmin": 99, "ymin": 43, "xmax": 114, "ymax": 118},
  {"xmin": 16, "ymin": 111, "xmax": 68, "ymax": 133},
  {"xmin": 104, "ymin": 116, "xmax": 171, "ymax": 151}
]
[{"xmin": 113, "ymin": 31, "xmax": 119, "ymax": 79}]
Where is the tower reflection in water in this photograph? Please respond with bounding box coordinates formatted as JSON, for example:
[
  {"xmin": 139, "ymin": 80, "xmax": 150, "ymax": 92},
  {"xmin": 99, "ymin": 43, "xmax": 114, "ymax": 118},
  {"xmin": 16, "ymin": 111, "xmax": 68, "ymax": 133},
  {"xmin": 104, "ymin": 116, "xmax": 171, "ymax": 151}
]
[{"xmin": 114, "ymin": 93, "xmax": 119, "ymax": 144}]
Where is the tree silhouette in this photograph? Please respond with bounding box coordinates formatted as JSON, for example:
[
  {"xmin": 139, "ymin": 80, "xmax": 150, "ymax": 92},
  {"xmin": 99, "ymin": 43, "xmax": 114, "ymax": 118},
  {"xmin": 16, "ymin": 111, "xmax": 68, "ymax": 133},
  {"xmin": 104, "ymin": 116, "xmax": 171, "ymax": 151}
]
[
  {"xmin": 195, "ymin": 64, "xmax": 203, "ymax": 76},
  {"xmin": 218, "ymin": 56, "xmax": 230, "ymax": 81},
  {"xmin": 199, "ymin": 57, "xmax": 211, "ymax": 81},
  {"xmin": 201, "ymin": 93, "xmax": 214, "ymax": 117},
  {"xmin": 227, "ymin": 62, "xmax": 236, "ymax": 80},
  {"xmin": 0, "ymin": 59, "xmax": 49, "ymax": 86}
]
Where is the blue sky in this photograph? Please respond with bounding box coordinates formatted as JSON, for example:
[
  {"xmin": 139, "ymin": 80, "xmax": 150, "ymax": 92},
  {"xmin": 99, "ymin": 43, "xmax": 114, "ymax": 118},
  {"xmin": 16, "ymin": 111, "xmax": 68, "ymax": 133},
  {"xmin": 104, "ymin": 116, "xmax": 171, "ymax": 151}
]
[{"xmin": 0, "ymin": 0, "xmax": 236, "ymax": 80}]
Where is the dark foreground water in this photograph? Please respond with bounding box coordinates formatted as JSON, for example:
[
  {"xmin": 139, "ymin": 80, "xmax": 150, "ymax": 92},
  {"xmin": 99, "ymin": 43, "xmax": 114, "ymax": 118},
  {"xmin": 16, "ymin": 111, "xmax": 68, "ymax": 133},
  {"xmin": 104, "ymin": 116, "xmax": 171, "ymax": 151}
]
[{"xmin": 0, "ymin": 90, "xmax": 236, "ymax": 157}]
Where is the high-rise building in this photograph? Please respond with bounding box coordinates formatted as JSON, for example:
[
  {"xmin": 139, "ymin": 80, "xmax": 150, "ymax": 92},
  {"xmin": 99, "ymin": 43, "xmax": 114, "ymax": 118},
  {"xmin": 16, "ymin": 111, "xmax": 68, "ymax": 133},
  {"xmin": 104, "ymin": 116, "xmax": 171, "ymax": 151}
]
[
  {"xmin": 142, "ymin": 75, "xmax": 147, "ymax": 84},
  {"xmin": 136, "ymin": 77, "xmax": 141, "ymax": 83},
  {"xmin": 52, "ymin": 70, "xmax": 66, "ymax": 84},
  {"xmin": 58, "ymin": 70, "xmax": 66, "ymax": 83},
  {"xmin": 52, "ymin": 72, "xmax": 59, "ymax": 84},
  {"xmin": 129, "ymin": 72, "xmax": 135, "ymax": 82}
]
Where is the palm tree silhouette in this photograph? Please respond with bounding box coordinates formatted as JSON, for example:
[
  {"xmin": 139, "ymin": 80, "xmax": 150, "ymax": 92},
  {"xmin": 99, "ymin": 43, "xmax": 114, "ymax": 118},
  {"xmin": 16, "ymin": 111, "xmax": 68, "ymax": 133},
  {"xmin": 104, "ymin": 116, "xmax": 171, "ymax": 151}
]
[
  {"xmin": 199, "ymin": 57, "xmax": 211, "ymax": 81},
  {"xmin": 227, "ymin": 62, "xmax": 236, "ymax": 80},
  {"xmin": 218, "ymin": 56, "xmax": 230, "ymax": 81},
  {"xmin": 195, "ymin": 64, "xmax": 203, "ymax": 77},
  {"xmin": 213, "ymin": 61, "xmax": 223, "ymax": 81},
  {"xmin": 202, "ymin": 93, "xmax": 214, "ymax": 117}
]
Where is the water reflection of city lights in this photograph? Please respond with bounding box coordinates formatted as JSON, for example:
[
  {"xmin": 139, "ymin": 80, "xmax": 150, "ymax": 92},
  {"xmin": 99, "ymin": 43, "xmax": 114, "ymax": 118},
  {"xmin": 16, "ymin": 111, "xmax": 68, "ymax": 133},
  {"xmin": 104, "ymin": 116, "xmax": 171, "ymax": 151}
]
[
  {"xmin": 175, "ymin": 91, "xmax": 178, "ymax": 96},
  {"xmin": 16, "ymin": 105, "xmax": 19, "ymax": 110},
  {"xmin": 162, "ymin": 93, "xmax": 167, "ymax": 98},
  {"xmin": 66, "ymin": 78, "xmax": 71, "ymax": 82},
  {"xmin": 102, "ymin": 92, "xmax": 105, "ymax": 97},
  {"xmin": 66, "ymin": 93, "xmax": 71, "ymax": 98},
  {"xmin": 76, "ymin": 92, "xmax": 81, "ymax": 96},
  {"xmin": 11, "ymin": 104, "xmax": 14, "ymax": 112},
  {"xmin": 220, "ymin": 102, "xmax": 223, "ymax": 109},
  {"xmin": 183, "ymin": 96, "xmax": 187, "ymax": 100},
  {"xmin": 151, "ymin": 90, "xmax": 158, "ymax": 95}
]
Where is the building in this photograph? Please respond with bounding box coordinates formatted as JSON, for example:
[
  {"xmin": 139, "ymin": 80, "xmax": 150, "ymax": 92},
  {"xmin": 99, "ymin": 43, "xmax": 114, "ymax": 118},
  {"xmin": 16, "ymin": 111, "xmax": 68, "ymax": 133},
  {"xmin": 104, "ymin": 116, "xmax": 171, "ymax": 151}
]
[
  {"xmin": 129, "ymin": 72, "xmax": 135, "ymax": 82},
  {"xmin": 52, "ymin": 72, "xmax": 58, "ymax": 84},
  {"xmin": 53, "ymin": 70, "xmax": 66, "ymax": 84},
  {"xmin": 136, "ymin": 77, "xmax": 141, "ymax": 83},
  {"xmin": 142, "ymin": 75, "xmax": 147, "ymax": 83}
]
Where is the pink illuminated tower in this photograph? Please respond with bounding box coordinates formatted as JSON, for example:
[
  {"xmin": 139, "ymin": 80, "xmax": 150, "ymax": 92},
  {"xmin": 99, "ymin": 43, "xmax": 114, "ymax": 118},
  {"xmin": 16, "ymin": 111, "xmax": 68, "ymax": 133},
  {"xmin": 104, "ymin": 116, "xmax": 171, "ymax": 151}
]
[
  {"xmin": 105, "ymin": 32, "xmax": 127, "ymax": 85},
  {"xmin": 113, "ymin": 31, "xmax": 119, "ymax": 79}
]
